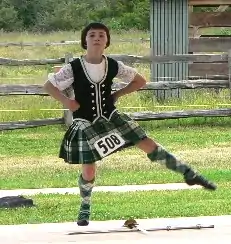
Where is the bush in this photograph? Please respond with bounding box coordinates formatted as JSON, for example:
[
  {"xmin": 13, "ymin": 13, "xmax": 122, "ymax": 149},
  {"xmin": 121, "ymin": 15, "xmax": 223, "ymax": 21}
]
[{"xmin": 0, "ymin": 6, "xmax": 22, "ymax": 31}]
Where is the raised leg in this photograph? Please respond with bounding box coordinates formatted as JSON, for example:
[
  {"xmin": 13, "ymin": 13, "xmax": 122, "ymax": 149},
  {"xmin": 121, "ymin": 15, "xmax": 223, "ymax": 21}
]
[{"xmin": 136, "ymin": 137, "xmax": 217, "ymax": 190}]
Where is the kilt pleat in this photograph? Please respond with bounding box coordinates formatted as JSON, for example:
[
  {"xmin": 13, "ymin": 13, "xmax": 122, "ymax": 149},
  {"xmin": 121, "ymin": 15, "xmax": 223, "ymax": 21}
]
[{"xmin": 59, "ymin": 111, "xmax": 147, "ymax": 164}]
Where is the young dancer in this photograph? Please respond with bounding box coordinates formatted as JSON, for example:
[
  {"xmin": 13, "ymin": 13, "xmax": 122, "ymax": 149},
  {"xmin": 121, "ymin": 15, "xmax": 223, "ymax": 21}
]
[{"xmin": 44, "ymin": 22, "xmax": 217, "ymax": 226}]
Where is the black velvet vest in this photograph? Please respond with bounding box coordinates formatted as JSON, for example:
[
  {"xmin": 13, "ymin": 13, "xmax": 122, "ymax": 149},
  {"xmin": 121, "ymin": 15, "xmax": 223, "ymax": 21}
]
[{"xmin": 70, "ymin": 56, "xmax": 118, "ymax": 122}]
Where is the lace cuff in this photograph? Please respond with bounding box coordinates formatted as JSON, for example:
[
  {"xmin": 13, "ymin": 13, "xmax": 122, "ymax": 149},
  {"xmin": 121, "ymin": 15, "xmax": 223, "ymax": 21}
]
[
  {"xmin": 47, "ymin": 63, "xmax": 74, "ymax": 91},
  {"xmin": 116, "ymin": 61, "xmax": 137, "ymax": 83}
]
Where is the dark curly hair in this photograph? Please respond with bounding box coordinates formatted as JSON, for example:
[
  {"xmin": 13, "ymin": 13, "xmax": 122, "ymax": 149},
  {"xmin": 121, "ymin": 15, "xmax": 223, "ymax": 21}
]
[{"xmin": 81, "ymin": 22, "xmax": 110, "ymax": 50}]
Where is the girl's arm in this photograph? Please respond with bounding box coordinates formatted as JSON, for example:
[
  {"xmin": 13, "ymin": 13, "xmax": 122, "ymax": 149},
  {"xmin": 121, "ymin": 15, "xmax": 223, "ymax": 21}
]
[
  {"xmin": 113, "ymin": 61, "xmax": 147, "ymax": 102},
  {"xmin": 114, "ymin": 73, "xmax": 146, "ymax": 100},
  {"xmin": 44, "ymin": 81, "xmax": 80, "ymax": 112},
  {"xmin": 44, "ymin": 64, "xmax": 80, "ymax": 112}
]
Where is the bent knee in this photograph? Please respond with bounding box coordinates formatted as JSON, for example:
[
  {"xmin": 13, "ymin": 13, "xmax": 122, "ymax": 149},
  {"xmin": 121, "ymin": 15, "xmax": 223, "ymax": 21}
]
[
  {"xmin": 82, "ymin": 164, "xmax": 96, "ymax": 181},
  {"xmin": 136, "ymin": 137, "xmax": 157, "ymax": 154}
]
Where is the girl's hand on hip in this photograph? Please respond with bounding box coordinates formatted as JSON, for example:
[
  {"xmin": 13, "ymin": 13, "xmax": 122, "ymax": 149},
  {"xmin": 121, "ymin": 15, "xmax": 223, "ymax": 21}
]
[{"xmin": 64, "ymin": 98, "xmax": 80, "ymax": 112}]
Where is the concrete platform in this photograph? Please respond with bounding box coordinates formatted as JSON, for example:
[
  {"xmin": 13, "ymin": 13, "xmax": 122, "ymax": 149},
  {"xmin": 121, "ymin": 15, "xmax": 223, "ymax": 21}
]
[
  {"xmin": 1, "ymin": 215, "xmax": 230, "ymax": 244},
  {"xmin": 0, "ymin": 183, "xmax": 201, "ymax": 198}
]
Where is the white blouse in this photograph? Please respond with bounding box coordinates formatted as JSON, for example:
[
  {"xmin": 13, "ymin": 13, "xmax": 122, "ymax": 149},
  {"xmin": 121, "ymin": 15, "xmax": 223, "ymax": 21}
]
[{"xmin": 48, "ymin": 57, "xmax": 137, "ymax": 91}]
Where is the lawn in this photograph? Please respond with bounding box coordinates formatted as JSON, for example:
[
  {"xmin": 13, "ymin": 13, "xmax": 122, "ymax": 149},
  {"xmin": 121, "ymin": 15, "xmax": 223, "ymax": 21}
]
[
  {"xmin": 1, "ymin": 186, "xmax": 230, "ymax": 225},
  {"xmin": 1, "ymin": 124, "xmax": 231, "ymax": 189}
]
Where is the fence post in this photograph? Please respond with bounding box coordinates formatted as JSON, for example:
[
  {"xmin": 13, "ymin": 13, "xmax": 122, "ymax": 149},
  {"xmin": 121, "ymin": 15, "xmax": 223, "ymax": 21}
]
[
  {"xmin": 53, "ymin": 53, "xmax": 74, "ymax": 127},
  {"xmin": 63, "ymin": 53, "xmax": 74, "ymax": 127},
  {"xmin": 228, "ymin": 49, "xmax": 231, "ymax": 100}
]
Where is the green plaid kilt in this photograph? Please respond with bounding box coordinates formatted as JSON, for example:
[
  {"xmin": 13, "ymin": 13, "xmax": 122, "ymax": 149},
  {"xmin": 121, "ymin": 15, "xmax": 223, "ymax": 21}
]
[{"xmin": 59, "ymin": 111, "xmax": 147, "ymax": 164}]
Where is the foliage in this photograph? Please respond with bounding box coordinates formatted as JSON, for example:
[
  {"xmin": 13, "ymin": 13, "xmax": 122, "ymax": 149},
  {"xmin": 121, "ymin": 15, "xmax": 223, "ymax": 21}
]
[
  {"xmin": 1, "ymin": 1, "xmax": 229, "ymax": 32},
  {"xmin": 0, "ymin": 3, "xmax": 22, "ymax": 31},
  {"xmin": 0, "ymin": 0, "xmax": 149, "ymax": 32}
]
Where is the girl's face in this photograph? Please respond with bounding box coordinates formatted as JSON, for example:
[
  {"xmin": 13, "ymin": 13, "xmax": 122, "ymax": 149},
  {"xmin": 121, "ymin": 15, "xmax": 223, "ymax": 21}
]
[{"xmin": 85, "ymin": 29, "xmax": 108, "ymax": 52}]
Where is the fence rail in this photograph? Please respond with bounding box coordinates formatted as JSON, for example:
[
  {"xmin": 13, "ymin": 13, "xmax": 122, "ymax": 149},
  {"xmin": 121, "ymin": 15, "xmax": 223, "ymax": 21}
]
[
  {"xmin": 0, "ymin": 118, "xmax": 64, "ymax": 131},
  {"xmin": 0, "ymin": 53, "xmax": 229, "ymax": 65},
  {"xmin": 2, "ymin": 37, "xmax": 231, "ymax": 52},
  {"xmin": 189, "ymin": 0, "xmax": 231, "ymax": 6},
  {"xmin": 189, "ymin": 37, "xmax": 231, "ymax": 52},
  {"xmin": 1, "ymin": 108, "xmax": 231, "ymax": 131},
  {"xmin": 190, "ymin": 12, "xmax": 231, "ymax": 27},
  {"xmin": 0, "ymin": 39, "xmax": 150, "ymax": 47},
  {"xmin": 1, "ymin": 53, "xmax": 230, "ymax": 77},
  {"xmin": 0, "ymin": 80, "xmax": 230, "ymax": 96}
]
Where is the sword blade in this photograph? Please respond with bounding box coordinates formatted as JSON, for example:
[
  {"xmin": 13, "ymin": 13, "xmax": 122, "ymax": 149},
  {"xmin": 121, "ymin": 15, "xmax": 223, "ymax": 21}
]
[{"xmin": 136, "ymin": 226, "xmax": 149, "ymax": 234}]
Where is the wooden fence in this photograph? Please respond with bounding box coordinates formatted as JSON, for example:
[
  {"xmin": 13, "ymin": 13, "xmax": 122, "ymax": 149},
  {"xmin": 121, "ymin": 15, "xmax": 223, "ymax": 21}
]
[
  {"xmin": 2, "ymin": 35, "xmax": 231, "ymax": 76},
  {"xmin": 1, "ymin": 8, "xmax": 231, "ymax": 130},
  {"xmin": 1, "ymin": 52, "xmax": 231, "ymax": 131},
  {"xmin": 0, "ymin": 51, "xmax": 231, "ymax": 76}
]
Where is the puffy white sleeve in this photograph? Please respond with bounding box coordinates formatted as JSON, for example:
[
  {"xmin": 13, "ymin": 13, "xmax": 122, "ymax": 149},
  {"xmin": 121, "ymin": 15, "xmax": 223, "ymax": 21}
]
[
  {"xmin": 115, "ymin": 61, "xmax": 138, "ymax": 83},
  {"xmin": 47, "ymin": 63, "xmax": 74, "ymax": 91}
]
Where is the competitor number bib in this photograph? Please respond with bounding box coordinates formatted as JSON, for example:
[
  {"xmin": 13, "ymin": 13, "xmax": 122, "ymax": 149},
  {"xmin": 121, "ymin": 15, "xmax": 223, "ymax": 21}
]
[{"xmin": 94, "ymin": 132, "xmax": 126, "ymax": 158}]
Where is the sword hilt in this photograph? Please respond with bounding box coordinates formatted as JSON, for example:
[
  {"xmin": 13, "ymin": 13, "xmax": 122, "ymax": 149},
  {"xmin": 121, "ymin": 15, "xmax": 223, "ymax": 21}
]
[{"xmin": 123, "ymin": 218, "xmax": 139, "ymax": 229}]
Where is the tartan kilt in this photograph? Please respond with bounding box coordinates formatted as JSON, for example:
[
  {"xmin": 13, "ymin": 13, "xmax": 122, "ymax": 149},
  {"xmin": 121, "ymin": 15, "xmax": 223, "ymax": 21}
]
[{"xmin": 59, "ymin": 111, "xmax": 147, "ymax": 164}]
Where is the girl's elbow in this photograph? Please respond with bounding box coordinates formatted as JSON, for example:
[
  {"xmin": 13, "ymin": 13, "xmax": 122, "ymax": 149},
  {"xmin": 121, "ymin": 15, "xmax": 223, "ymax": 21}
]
[
  {"xmin": 138, "ymin": 76, "xmax": 147, "ymax": 87},
  {"xmin": 44, "ymin": 80, "xmax": 53, "ymax": 92},
  {"xmin": 43, "ymin": 81, "xmax": 49, "ymax": 90},
  {"xmin": 141, "ymin": 78, "xmax": 146, "ymax": 86},
  {"xmin": 135, "ymin": 74, "xmax": 146, "ymax": 85}
]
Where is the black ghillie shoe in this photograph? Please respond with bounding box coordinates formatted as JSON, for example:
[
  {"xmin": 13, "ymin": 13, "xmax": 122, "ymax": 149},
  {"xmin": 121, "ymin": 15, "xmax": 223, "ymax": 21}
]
[
  {"xmin": 184, "ymin": 173, "xmax": 217, "ymax": 190},
  {"xmin": 77, "ymin": 219, "xmax": 89, "ymax": 226},
  {"xmin": 77, "ymin": 203, "xmax": 90, "ymax": 226}
]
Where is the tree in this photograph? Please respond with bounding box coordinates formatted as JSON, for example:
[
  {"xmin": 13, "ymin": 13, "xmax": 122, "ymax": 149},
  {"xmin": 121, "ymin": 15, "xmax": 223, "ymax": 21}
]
[{"xmin": 0, "ymin": 6, "xmax": 22, "ymax": 31}]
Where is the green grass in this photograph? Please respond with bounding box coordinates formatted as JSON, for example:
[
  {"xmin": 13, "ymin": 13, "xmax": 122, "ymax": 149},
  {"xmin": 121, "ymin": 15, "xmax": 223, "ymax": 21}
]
[
  {"xmin": 0, "ymin": 167, "xmax": 229, "ymax": 190},
  {"xmin": 0, "ymin": 184, "xmax": 230, "ymax": 225},
  {"xmin": 1, "ymin": 124, "xmax": 231, "ymax": 189},
  {"xmin": 1, "ymin": 124, "xmax": 231, "ymax": 156}
]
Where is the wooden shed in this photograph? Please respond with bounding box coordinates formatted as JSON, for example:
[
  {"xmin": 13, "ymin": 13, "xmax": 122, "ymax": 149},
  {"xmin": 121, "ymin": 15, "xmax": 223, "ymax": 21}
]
[{"xmin": 150, "ymin": 0, "xmax": 231, "ymax": 100}]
